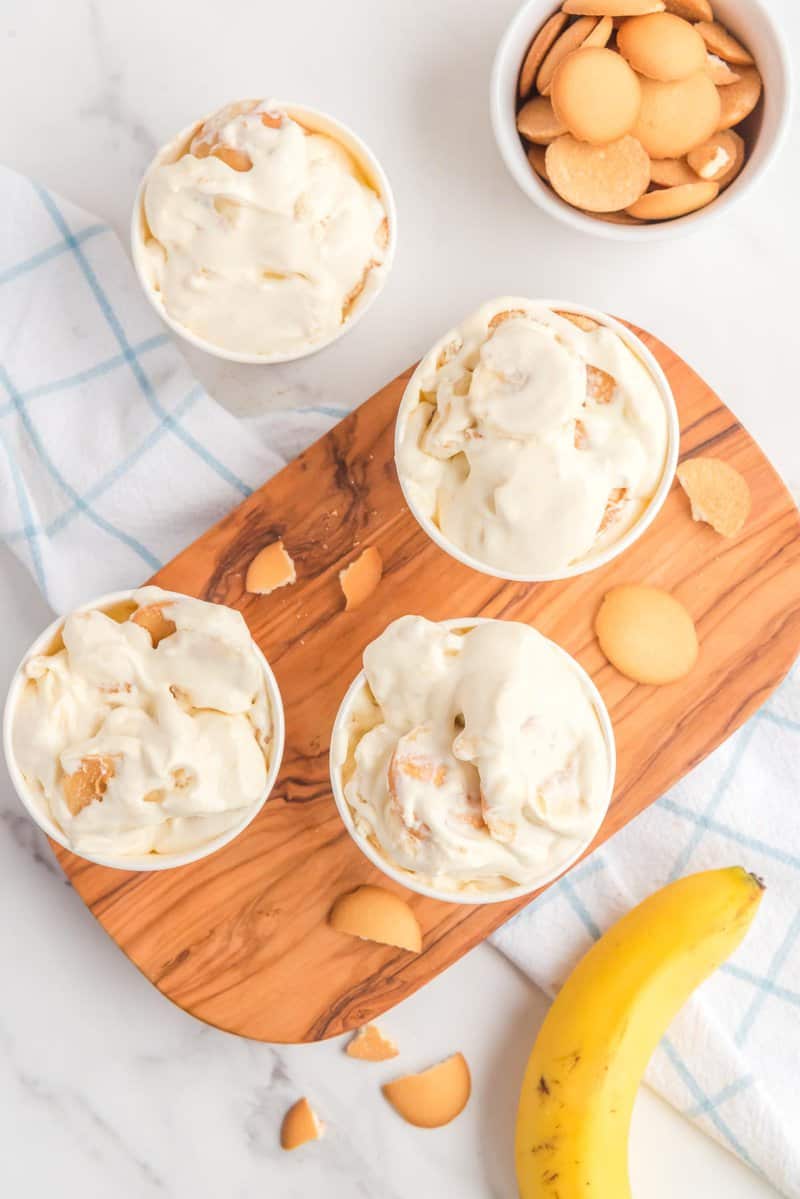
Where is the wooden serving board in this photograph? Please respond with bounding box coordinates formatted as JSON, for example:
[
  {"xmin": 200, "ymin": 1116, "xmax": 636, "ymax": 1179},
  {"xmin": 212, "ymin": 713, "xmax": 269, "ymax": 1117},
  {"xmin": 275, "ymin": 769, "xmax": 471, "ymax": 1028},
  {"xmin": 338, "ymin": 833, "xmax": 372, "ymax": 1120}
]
[{"xmin": 52, "ymin": 324, "xmax": 800, "ymax": 1043}]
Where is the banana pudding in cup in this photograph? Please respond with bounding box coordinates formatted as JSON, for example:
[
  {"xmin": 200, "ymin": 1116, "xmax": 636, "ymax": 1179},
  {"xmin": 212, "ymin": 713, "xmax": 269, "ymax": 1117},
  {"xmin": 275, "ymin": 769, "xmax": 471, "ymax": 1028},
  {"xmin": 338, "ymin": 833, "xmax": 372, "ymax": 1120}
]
[
  {"xmin": 330, "ymin": 615, "xmax": 615, "ymax": 903},
  {"xmin": 132, "ymin": 99, "xmax": 395, "ymax": 363},
  {"xmin": 3, "ymin": 587, "xmax": 284, "ymax": 871},
  {"xmin": 395, "ymin": 298, "xmax": 678, "ymax": 581}
]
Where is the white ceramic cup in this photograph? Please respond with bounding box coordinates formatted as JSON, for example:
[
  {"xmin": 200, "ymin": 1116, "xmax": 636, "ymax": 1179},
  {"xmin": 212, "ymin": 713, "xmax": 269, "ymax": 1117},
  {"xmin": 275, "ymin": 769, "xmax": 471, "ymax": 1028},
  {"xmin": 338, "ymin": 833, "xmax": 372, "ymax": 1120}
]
[
  {"xmin": 394, "ymin": 299, "xmax": 680, "ymax": 582},
  {"xmin": 490, "ymin": 0, "xmax": 793, "ymax": 241},
  {"xmin": 2, "ymin": 588, "xmax": 285, "ymax": 872},
  {"xmin": 131, "ymin": 100, "xmax": 397, "ymax": 363},
  {"xmin": 329, "ymin": 616, "xmax": 616, "ymax": 905}
]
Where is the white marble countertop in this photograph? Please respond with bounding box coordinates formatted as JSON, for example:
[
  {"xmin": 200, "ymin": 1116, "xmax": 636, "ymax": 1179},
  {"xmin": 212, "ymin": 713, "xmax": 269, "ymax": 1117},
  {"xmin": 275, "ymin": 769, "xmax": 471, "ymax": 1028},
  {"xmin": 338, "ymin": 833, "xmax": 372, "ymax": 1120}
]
[{"xmin": 2, "ymin": 1, "xmax": 797, "ymax": 1195}]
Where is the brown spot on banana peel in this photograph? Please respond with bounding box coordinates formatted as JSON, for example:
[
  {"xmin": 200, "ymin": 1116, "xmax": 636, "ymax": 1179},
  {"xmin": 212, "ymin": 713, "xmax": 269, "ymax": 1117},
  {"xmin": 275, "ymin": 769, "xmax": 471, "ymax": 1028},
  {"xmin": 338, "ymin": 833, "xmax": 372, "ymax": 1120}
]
[{"xmin": 538, "ymin": 1076, "xmax": 551, "ymax": 1095}]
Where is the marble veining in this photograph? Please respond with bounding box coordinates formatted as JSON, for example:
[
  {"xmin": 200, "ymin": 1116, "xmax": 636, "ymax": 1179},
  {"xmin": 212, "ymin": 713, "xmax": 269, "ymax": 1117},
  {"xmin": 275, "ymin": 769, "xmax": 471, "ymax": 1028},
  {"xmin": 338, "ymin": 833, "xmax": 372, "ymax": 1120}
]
[{"xmin": 82, "ymin": 2, "xmax": 158, "ymax": 160}]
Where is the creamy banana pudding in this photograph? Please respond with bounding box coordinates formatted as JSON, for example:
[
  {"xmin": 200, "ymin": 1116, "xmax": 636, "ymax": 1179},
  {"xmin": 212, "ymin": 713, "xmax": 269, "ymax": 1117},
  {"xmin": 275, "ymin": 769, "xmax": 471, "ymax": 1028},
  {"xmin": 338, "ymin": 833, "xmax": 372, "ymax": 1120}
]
[
  {"xmin": 395, "ymin": 299, "xmax": 673, "ymax": 578},
  {"xmin": 7, "ymin": 587, "xmax": 280, "ymax": 862},
  {"xmin": 137, "ymin": 99, "xmax": 392, "ymax": 359},
  {"xmin": 331, "ymin": 616, "xmax": 613, "ymax": 897}
]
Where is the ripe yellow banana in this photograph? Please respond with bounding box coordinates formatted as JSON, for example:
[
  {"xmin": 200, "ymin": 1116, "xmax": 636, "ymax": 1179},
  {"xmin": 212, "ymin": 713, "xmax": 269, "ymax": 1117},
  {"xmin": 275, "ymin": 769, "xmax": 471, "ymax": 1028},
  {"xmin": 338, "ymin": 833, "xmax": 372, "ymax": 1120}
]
[{"xmin": 515, "ymin": 866, "xmax": 764, "ymax": 1199}]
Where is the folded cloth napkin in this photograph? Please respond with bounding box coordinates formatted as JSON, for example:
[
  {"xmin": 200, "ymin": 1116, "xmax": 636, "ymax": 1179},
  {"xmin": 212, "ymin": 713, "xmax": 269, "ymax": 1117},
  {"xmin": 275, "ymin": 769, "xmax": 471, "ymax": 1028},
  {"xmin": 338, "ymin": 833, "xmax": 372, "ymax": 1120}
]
[{"xmin": 2, "ymin": 170, "xmax": 798, "ymax": 1197}]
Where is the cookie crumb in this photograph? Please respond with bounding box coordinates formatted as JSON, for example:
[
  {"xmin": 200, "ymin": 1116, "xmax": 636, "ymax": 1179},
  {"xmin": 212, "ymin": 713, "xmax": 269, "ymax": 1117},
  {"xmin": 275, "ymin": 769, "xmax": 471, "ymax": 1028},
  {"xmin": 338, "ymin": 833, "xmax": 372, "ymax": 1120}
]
[
  {"xmin": 280, "ymin": 1098, "xmax": 324, "ymax": 1150},
  {"xmin": 339, "ymin": 546, "xmax": 383, "ymax": 611},
  {"xmin": 245, "ymin": 540, "xmax": 296, "ymax": 595},
  {"xmin": 346, "ymin": 1024, "xmax": 399, "ymax": 1062},
  {"xmin": 677, "ymin": 456, "xmax": 751, "ymax": 537},
  {"xmin": 382, "ymin": 1054, "xmax": 471, "ymax": 1129},
  {"xmin": 329, "ymin": 885, "xmax": 422, "ymax": 953}
]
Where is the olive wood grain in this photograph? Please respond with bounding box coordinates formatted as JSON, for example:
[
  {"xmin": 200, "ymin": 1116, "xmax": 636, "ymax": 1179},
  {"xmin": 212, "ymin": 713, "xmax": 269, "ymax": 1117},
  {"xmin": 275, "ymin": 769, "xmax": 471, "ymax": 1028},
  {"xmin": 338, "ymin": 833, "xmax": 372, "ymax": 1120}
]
[{"xmin": 52, "ymin": 324, "xmax": 800, "ymax": 1043}]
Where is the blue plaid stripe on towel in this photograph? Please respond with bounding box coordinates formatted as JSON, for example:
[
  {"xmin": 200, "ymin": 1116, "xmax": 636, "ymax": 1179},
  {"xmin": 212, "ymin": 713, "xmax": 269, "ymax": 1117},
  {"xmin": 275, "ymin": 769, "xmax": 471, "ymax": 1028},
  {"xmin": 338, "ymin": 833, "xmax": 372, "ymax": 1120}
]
[
  {"xmin": 2, "ymin": 166, "xmax": 799, "ymax": 1197},
  {"xmin": 0, "ymin": 165, "xmax": 282, "ymax": 611}
]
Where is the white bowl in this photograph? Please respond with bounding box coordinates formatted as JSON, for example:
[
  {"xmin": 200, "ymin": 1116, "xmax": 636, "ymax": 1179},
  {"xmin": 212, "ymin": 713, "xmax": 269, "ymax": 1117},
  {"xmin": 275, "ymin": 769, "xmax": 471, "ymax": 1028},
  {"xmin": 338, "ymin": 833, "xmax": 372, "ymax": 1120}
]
[
  {"xmin": 131, "ymin": 100, "xmax": 397, "ymax": 363},
  {"xmin": 329, "ymin": 617, "xmax": 616, "ymax": 905},
  {"xmin": 394, "ymin": 299, "xmax": 680, "ymax": 582},
  {"xmin": 2, "ymin": 589, "xmax": 285, "ymax": 872},
  {"xmin": 490, "ymin": 0, "xmax": 793, "ymax": 241}
]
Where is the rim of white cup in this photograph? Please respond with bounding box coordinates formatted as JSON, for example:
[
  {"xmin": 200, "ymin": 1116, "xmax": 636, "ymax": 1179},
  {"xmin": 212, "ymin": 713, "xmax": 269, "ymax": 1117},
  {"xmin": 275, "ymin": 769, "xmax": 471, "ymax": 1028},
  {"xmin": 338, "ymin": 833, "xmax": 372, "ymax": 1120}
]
[
  {"xmin": 131, "ymin": 99, "xmax": 398, "ymax": 364},
  {"xmin": 329, "ymin": 616, "xmax": 616, "ymax": 905},
  {"xmin": 2, "ymin": 588, "xmax": 285, "ymax": 872},
  {"xmin": 394, "ymin": 299, "xmax": 680, "ymax": 582},
  {"xmin": 490, "ymin": 0, "xmax": 793, "ymax": 242}
]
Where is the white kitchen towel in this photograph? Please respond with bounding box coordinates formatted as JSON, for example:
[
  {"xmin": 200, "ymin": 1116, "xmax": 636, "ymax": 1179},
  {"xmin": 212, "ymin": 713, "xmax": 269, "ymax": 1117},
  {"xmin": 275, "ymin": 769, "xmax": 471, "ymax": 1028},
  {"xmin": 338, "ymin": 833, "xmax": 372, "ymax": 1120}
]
[
  {"xmin": 2, "ymin": 170, "xmax": 799, "ymax": 1198},
  {"xmin": 0, "ymin": 166, "xmax": 285, "ymax": 613}
]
